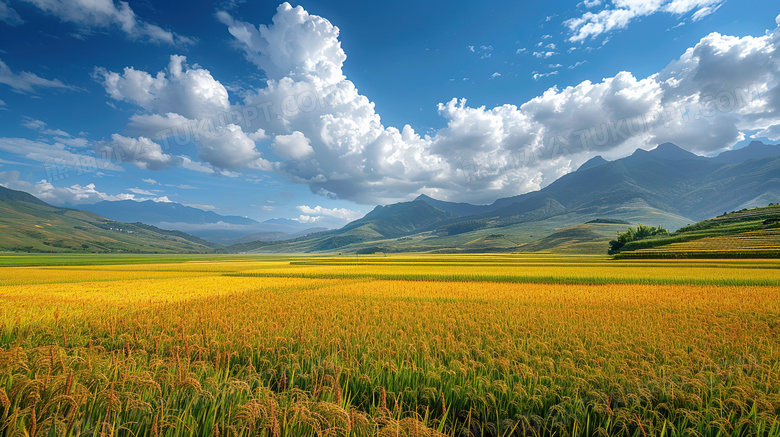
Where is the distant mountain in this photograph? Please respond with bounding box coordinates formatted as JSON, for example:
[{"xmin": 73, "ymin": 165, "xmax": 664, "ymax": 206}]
[
  {"xmin": 77, "ymin": 200, "xmax": 335, "ymax": 244},
  {"xmin": 223, "ymin": 141, "xmax": 780, "ymax": 254},
  {"xmin": 413, "ymin": 194, "xmax": 492, "ymax": 216},
  {"xmin": 482, "ymin": 142, "xmax": 780, "ymax": 224},
  {"xmin": 229, "ymin": 227, "xmax": 329, "ymax": 244},
  {"xmin": 0, "ymin": 186, "xmax": 215, "ymax": 253},
  {"xmin": 81, "ymin": 200, "xmax": 259, "ymax": 226},
  {"xmin": 712, "ymin": 140, "xmax": 780, "ymax": 164},
  {"xmin": 341, "ymin": 200, "xmax": 458, "ymax": 240}
]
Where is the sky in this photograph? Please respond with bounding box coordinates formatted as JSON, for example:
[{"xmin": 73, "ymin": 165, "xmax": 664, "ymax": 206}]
[{"xmin": 0, "ymin": 0, "xmax": 779, "ymax": 228}]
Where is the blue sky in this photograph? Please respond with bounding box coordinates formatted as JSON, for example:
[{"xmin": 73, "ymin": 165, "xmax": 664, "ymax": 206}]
[{"xmin": 0, "ymin": 0, "xmax": 779, "ymax": 228}]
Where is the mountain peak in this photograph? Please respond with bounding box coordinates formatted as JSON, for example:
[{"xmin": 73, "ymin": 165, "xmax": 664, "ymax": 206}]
[
  {"xmin": 577, "ymin": 155, "xmax": 608, "ymax": 171},
  {"xmin": 414, "ymin": 194, "xmax": 436, "ymax": 202},
  {"xmin": 648, "ymin": 143, "xmax": 701, "ymax": 161}
]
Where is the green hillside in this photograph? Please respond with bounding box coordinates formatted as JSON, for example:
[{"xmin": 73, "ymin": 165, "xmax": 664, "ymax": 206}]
[
  {"xmin": 224, "ymin": 198, "xmax": 691, "ymax": 254},
  {"xmin": 613, "ymin": 204, "xmax": 780, "ymax": 258},
  {"xmin": 516, "ymin": 222, "xmax": 631, "ymax": 254},
  {"xmin": 0, "ymin": 186, "xmax": 216, "ymax": 253}
]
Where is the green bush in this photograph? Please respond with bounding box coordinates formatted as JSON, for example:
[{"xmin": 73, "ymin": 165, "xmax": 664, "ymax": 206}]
[{"xmin": 608, "ymin": 224, "xmax": 669, "ymax": 254}]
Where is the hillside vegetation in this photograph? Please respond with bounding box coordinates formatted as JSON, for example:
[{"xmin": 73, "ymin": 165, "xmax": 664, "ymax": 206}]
[
  {"xmin": 0, "ymin": 186, "xmax": 215, "ymax": 253},
  {"xmin": 613, "ymin": 204, "xmax": 780, "ymax": 258}
]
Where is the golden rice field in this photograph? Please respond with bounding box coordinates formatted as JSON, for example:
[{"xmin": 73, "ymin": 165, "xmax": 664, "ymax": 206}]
[{"xmin": 0, "ymin": 254, "xmax": 779, "ymax": 436}]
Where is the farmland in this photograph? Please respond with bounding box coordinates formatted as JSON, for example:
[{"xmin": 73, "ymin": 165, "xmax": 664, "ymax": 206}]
[
  {"xmin": 0, "ymin": 254, "xmax": 779, "ymax": 436},
  {"xmin": 614, "ymin": 205, "xmax": 780, "ymax": 259}
]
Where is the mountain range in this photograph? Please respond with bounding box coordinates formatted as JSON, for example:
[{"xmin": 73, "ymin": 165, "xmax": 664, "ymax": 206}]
[
  {"xmin": 0, "ymin": 186, "xmax": 214, "ymax": 253},
  {"xmin": 224, "ymin": 141, "xmax": 780, "ymax": 254},
  {"xmin": 2, "ymin": 141, "xmax": 778, "ymax": 254},
  {"xmin": 79, "ymin": 200, "xmax": 327, "ymax": 244}
]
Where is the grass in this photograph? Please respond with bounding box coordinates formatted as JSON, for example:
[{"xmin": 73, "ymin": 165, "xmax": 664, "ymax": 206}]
[{"xmin": 0, "ymin": 254, "xmax": 779, "ymax": 436}]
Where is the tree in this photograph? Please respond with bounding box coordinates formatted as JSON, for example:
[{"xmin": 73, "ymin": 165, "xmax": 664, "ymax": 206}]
[{"xmin": 608, "ymin": 224, "xmax": 668, "ymax": 254}]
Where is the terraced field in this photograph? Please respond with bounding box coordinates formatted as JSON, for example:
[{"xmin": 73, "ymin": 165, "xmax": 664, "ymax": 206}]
[
  {"xmin": 619, "ymin": 228, "xmax": 780, "ymax": 258},
  {"xmin": 615, "ymin": 205, "xmax": 780, "ymax": 259},
  {"xmin": 0, "ymin": 254, "xmax": 778, "ymax": 436}
]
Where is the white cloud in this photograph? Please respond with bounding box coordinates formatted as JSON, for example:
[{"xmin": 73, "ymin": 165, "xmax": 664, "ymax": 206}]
[
  {"xmin": 296, "ymin": 205, "xmax": 362, "ymax": 221},
  {"xmin": 97, "ymin": 57, "xmax": 274, "ymax": 172},
  {"xmin": 0, "ymin": 1, "xmax": 23, "ymax": 25},
  {"xmin": 18, "ymin": 0, "xmax": 192, "ymax": 45},
  {"xmin": 179, "ymin": 156, "xmax": 215, "ymax": 175},
  {"xmin": 198, "ymin": 123, "xmax": 268, "ymax": 170},
  {"xmin": 98, "ymin": 134, "xmax": 178, "ymax": 171},
  {"xmin": 533, "ymin": 51, "xmax": 558, "ymax": 58},
  {"xmin": 96, "ymin": 3, "xmax": 780, "ymax": 206},
  {"xmin": 183, "ymin": 203, "xmax": 216, "ymax": 211},
  {"xmin": 272, "ymin": 131, "xmax": 314, "ymax": 160},
  {"xmin": 167, "ymin": 183, "xmax": 199, "ymax": 189},
  {"xmin": 217, "ymin": 4, "xmax": 346, "ymax": 85},
  {"xmin": 533, "ymin": 71, "xmax": 559, "ymax": 80},
  {"xmin": 142, "ymin": 178, "xmax": 158, "ymax": 185},
  {"xmin": 565, "ymin": 0, "xmax": 726, "ymax": 42},
  {"xmin": 128, "ymin": 187, "xmax": 157, "ymax": 195},
  {"xmin": 212, "ymin": 2, "xmax": 780, "ymax": 204},
  {"xmin": 96, "ymin": 55, "xmax": 229, "ymax": 120},
  {"xmin": 0, "ymin": 171, "xmax": 134, "ymax": 205},
  {"xmin": 22, "ymin": 117, "xmax": 70, "ymax": 137},
  {"xmin": 0, "ymin": 136, "xmax": 122, "ymax": 172},
  {"xmin": 295, "ymin": 214, "xmax": 320, "ymax": 224},
  {"xmin": 490, "ymin": 72, "xmax": 501, "ymax": 79},
  {"xmin": 0, "ymin": 58, "xmax": 72, "ymax": 93}
]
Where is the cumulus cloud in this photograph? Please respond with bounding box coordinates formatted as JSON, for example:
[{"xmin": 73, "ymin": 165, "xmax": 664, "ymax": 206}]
[
  {"xmin": 96, "ymin": 55, "xmax": 230, "ymax": 119},
  {"xmin": 18, "ymin": 0, "xmax": 192, "ymax": 44},
  {"xmin": 97, "ymin": 134, "xmax": 178, "ymax": 171},
  {"xmin": 296, "ymin": 205, "xmax": 362, "ymax": 221},
  {"xmin": 216, "ymin": 4, "xmax": 346, "ymax": 85},
  {"xmin": 96, "ymin": 56, "xmax": 275, "ymax": 172},
  {"xmin": 95, "ymin": 3, "xmax": 780, "ymax": 205},
  {"xmin": 295, "ymin": 214, "xmax": 320, "ymax": 224},
  {"xmin": 272, "ymin": 131, "xmax": 313, "ymax": 159},
  {"xmin": 210, "ymin": 2, "xmax": 780, "ymax": 204},
  {"xmin": 199, "ymin": 124, "xmax": 272, "ymax": 170},
  {"xmin": 0, "ymin": 58, "xmax": 73, "ymax": 93},
  {"xmin": 566, "ymin": 0, "xmax": 726, "ymax": 42}
]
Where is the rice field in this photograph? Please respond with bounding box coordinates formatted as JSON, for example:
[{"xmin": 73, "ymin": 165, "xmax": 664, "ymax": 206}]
[{"xmin": 0, "ymin": 254, "xmax": 779, "ymax": 436}]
